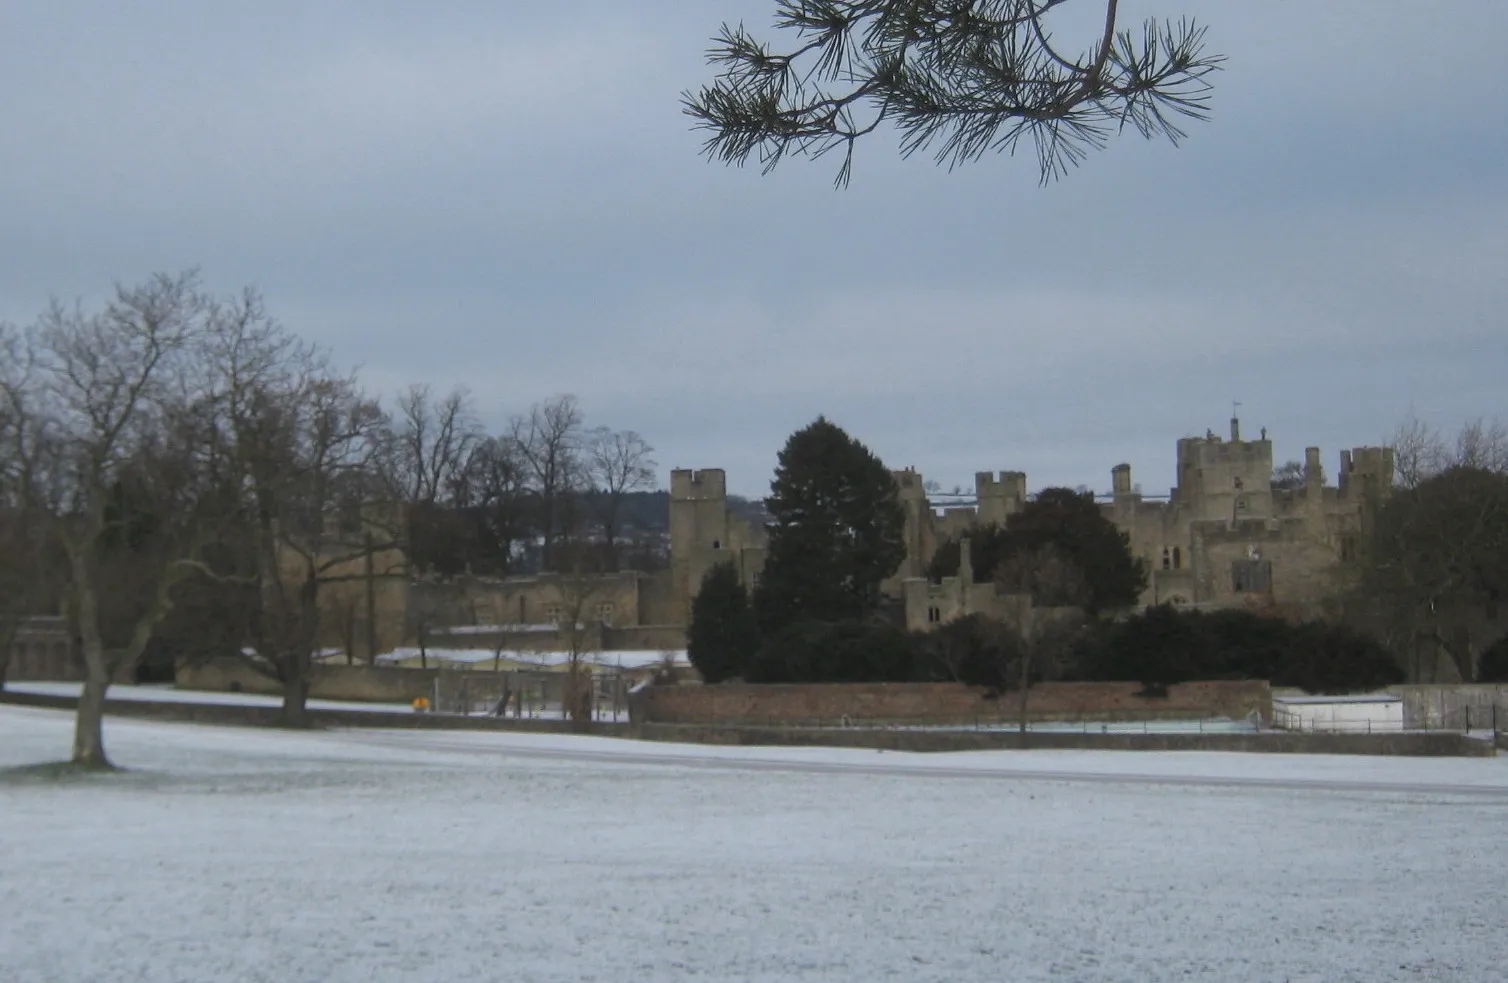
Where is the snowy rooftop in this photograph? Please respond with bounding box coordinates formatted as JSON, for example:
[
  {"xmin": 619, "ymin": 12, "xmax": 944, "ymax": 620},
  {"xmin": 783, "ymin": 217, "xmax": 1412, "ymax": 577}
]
[
  {"xmin": 377, "ymin": 647, "xmax": 687, "ymax": 670},
  {"xmin": 1275, "ymin": 694, "xmax": 1402, "ymax": 705}
]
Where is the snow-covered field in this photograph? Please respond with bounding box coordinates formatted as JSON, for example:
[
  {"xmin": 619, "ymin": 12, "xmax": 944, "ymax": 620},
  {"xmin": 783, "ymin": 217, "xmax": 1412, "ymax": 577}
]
[{"xmin": 2, "ymin": 706, "xmax": 1505, "ymax": 983}]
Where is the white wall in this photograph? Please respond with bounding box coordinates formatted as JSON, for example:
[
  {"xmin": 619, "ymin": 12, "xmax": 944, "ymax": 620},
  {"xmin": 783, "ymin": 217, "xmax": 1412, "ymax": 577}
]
[{"xmin": 1272, "ymin": 698, "xmax": 1404, "ymax": 733}]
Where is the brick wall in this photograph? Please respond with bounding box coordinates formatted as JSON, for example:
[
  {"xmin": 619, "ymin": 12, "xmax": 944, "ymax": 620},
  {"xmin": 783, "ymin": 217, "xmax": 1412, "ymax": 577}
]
[{"xmin": 632, "ymin": 680, "xmax": 1273, "ymax": 726}]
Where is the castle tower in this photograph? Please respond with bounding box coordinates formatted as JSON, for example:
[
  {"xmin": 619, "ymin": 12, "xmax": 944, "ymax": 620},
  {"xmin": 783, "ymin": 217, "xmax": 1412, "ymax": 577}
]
[
  {"xmin": 975, "ymin": 470, "xmax": 1026, "ymax": 527},
  {"xmin": 1175, "ymin": 426, "xmax": 1274, "ymax": 522},
  {"xmin": 887, "ymin": 467, "xmax": 935, "ymax": 587},
  {"xmin": 1304, "ymin": 447, "xmax": 1323, "ymax": 486},
  {"xmin": 669, "ymin": 468, "xmax": 733, "ymax": 623},
  {"xmin": 1339, "ymin": 447, "xmax": 1396, "ymax": 502}
]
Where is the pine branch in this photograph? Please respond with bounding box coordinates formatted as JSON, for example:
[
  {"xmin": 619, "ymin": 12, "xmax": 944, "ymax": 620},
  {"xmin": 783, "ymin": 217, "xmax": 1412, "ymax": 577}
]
[{"xmin": 684, "ymin": 0, "xmax": 1223, "ymax": 187}]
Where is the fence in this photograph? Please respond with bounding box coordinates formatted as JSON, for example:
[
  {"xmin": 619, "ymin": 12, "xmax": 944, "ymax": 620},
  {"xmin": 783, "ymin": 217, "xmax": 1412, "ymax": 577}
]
[
  {"xmin": 1273, "ymin": 703, "xmax": 1503, "ymax": 735},
  {"xmin": 671, "ymin": 716, "xmax": 1266, "ymax": 735},
  {"xmin": 428, "ymin": 666, "xmax": 632, "ymax": 722}
]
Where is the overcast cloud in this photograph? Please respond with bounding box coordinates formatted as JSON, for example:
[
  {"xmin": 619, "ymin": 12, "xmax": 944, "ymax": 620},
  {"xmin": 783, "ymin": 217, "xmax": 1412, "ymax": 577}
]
[{"xmin": 3, "ymin": 1, "xmax": 1505, "ymax": 497}]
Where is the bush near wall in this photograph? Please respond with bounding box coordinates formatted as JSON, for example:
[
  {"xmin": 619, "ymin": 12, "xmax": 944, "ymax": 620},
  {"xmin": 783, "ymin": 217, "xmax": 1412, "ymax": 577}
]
[{"xmin": 1076, "ymin": 606, "xmax": 1406, "ymax": 695}]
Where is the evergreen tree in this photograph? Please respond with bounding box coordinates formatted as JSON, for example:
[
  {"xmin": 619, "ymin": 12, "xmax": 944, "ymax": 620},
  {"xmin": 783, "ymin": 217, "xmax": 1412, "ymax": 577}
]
[
  {"xmin": 686, "ymin": 562, "xmax": 758, "ymax": 683},
  {"xmin": 755, "ymin": 417, "xmax": 906, "ymax": 633}
]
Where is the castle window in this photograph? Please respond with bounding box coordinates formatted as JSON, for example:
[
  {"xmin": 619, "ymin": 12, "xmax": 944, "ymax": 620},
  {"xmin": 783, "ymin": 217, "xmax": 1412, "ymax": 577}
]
[
  {"xmin": 1339, "ymin": 536, "xmax": 1357, "ymax": 563},
  {"xmin": 1161, "ymin": 548, "xmax": 1171, "ymax": 570},
  {"xmin": 595, "ymin": 602, "xmax": 615, "ymax": 625},
  {"xmin": 1231, "ymin": 559, "xmax": 1271, "ymax": 594},
  {"xmin": 543, "ymin": 604, "xmax": 562, "ymax": 624},
  {"xmin": 1233, "ymin": 477, "xmax": 1244, "ymax": 490},
  {"xmin": 711, "ymin": 539, "xmax": 721, "ymax": 550},
  {"xmin": 1236, "ymin": 497, "xmax": 1247, "ymax": 511},
  {"xmin": 1173, "ymin": 547, "xmax": 1182, "ymax": 570},
  {"xmin": 927, "ymin": 606, "xmax": 942, "ymax": 624}
]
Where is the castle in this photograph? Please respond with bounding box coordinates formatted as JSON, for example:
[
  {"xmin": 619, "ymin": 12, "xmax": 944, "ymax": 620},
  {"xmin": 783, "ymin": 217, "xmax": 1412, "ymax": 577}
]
[
  {"xmin": 0, "ymin": 418, "xmax": 1419, "ymax": 683},
  {"xmin": 668, "ymin": 416, "xmax": 1394, "ymax": 633},
  {"xmin": 206, "ymin": 417, "xmax": 1395, "ymax": 668}
]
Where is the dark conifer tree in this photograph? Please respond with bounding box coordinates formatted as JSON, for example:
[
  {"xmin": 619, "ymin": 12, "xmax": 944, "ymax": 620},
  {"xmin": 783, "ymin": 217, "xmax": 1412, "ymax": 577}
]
[
  {"xmin": 754, "ymin": 417, "xmax": 905, "ymax": 634},
  {"xmin": 687, "ymin": 562, "xmax": 759, "ymax": 683}
]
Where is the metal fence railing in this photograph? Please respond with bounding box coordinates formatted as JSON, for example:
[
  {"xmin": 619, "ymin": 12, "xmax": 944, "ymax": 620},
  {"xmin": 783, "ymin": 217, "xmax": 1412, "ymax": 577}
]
[
  {"xmin": 1272, "ymin": 703, "xmax": 1504, "ymax": 735},
  {"xmin": 428, "ymin": 667, "xmax": 632, "ymax": 722}
]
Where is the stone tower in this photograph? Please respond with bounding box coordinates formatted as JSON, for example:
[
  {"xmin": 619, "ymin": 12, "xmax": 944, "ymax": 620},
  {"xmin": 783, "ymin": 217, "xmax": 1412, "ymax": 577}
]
[
  {"xmin": 890, "ymin": 468, "xmax": 935, "ymax": 582},
  {"xmin": 1174, "ymin": 422, "xmax": 1275, "ymax": 522},
  {"xmin": 975, "ymin": 471, "xmax": 1026, "ymax": 527},
  {"xmin": 668, "ymin": 468, "xmax": 765, "ymax": 624},
  {"xmin": 1339, "ymin": 447, "xmax": 1396, "ymax": 502},
  {"xmin": 669, "ymin": 468, "xmax": 730, "ymax": 623}
]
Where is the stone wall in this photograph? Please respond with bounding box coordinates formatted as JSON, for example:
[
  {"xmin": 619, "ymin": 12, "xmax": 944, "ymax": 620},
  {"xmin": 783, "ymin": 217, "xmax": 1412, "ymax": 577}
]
[
  {"xmin": 176, "ymin": 658, "xmax": 437, "ymax": 703},
  {"xmin": 1385, "ymin": 684, "xmax": 1508, "ymax": 730},
  {"xmin": 631, "ymin": 680, "xmax": 1273, "ymax": 727},
  {"xmin": 631, "ymin": 723, "xmax": 1495, "ymax": 758}
]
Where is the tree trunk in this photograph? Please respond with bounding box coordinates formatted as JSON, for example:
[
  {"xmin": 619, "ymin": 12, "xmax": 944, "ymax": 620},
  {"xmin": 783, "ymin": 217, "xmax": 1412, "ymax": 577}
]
[
  {"xmin": 278, "ymin": 668, "xmax": 312, "ymax": 728},
  {"xmin": 66, "ymin": 543, "xmax": 116, "ymax": 768},
  {"xmin": 72, "ymin": 672, "xmax": 112, "ymax": 768},
  {"xmin": 1017, "ymin": 646, "xmax": 1031, "ymax": 739}
]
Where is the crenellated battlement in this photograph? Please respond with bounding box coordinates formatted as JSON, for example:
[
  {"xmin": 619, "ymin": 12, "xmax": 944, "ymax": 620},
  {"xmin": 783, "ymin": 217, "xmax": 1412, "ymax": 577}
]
[{"xmin": 670, "ymin": 467, "xmax": 727, "ymax": 500}]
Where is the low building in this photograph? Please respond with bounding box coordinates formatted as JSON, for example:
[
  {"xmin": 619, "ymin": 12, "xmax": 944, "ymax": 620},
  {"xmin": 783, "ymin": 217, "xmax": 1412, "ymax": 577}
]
[
  {"xmin": 5, "ymin": 616, "xmax": 78, "ymax": 682},
  {"xmin": 1272, "ymin": 694, "xmax": 1404, "ymax": 733}
]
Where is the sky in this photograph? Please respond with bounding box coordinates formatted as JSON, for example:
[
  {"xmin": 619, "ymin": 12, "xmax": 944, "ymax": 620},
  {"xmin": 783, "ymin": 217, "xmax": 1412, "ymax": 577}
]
[{"xmin": 2, "ymin": 1, "xmax": 1505, "ymax": 499}]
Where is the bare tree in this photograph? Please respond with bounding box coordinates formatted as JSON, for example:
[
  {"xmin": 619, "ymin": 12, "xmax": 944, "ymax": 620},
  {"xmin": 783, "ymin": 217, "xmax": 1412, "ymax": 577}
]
[
  {"xmin": 552, "ymin": 558, "xmax": 611, "ymax": 727},
  {"xmin": 1390, "ymin": 413, "xmax": 1445, "ymax": 491},
  {"xmin": 586, "ymin": 428, "xmax": 657, "ymax": 569},
  {"xmin": 454, "ymin": 435, "xmax": 532, "ymax": 575},
  {"xmin": 26, "ymin": 273, "xmax": 226, "ymax": 767},
  {"xmin": 685, "ymin": 0, "xmax": 1223, "ymax": 187},
  {"xmin": 0, "ymin": 324, "xmax": 63, "ymax": 688},
  {"xmin": 1453, "ymin": 418, "xmax": 1508, "ymax": 475},
  {"xmin": 204, "ymin": 297, "xmax": 404, "ymax": 725},
  {"xmin": 1388, "ymin": 413, "xmax": 1508, "ymax": 490},
  {"xmin": 391, "ymin": 383, "xmax": 480, "ymax": 505},
  {"xmin": 510, "ymin": 395, "xmax": 585, "ymax": 571},
  {"xmin": 994, "ymin": 544, "xmax": 1088, "ymax": 735},
  {"xmin": 389, "ymin": 384, "xmax": 482, "ymax": 577}
]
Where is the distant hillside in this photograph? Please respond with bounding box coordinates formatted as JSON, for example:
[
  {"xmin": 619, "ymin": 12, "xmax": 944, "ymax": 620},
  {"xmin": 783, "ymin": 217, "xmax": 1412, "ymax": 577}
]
[{"xmin": 612, "ymin": 490, "xmax": 767, "ymax": 535}]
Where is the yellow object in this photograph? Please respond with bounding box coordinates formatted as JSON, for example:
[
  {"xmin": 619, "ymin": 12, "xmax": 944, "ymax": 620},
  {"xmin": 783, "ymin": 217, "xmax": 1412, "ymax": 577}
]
[{"xmin": 412, "ymin": 697, "xmax": 431, "ymax": 712}]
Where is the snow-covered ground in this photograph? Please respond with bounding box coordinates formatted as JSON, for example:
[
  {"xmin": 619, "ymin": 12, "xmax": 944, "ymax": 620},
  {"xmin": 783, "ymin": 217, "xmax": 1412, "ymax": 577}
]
[{"xmin": 2, "ymin": 708, "xmax": 1505, "ymax": 983}]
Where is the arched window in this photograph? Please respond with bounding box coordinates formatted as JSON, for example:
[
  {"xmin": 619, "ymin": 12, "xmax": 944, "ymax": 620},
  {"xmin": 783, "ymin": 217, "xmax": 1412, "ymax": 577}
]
[{"xmin": 1172, "ymin": 547, "xmax": 1182, "ymax": 570}]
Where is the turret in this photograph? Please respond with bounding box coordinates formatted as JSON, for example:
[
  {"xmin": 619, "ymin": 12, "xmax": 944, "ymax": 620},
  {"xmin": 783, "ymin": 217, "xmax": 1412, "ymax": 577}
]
[{"xmin": 1112, "ymin": 463, "xmax": 1132, "ymax": 496}]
